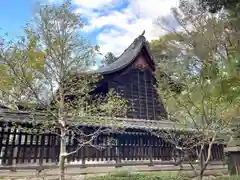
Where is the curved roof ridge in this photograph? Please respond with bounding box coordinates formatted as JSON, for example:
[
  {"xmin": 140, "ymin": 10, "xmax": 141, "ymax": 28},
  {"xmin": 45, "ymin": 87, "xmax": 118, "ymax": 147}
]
[
  {"xmin": 115, "ymin": 31, "xmax": 147, "ymax": 59},
  {"xmin": 96, "ymin": 30, "xmax": 154, "ymax": 74}
]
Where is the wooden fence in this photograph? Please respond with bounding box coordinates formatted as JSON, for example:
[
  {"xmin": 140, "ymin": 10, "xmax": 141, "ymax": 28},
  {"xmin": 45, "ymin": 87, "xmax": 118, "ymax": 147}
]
[{"xmin": 0, "ymin": 125, "xmax": 226, "ymax": 169}]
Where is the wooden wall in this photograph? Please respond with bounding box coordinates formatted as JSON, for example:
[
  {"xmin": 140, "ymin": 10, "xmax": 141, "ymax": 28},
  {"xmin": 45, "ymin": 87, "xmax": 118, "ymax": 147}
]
[{"xmin": 0, "ymin": 125, "xmax": 225, "ymax": 166}]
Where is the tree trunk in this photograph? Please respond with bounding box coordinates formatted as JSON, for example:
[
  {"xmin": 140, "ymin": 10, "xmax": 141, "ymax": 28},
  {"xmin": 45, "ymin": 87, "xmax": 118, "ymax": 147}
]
[
  {"xmin": 59, "ymin": 128, "xmax": 67, "ymax": 180},
  {"xmin": 199, "ymin": 153, "xmax": 205, "ymax": 180},
  {"xmin": 59, "ymin": 154, "xmax": 65, "ymax": 180}
]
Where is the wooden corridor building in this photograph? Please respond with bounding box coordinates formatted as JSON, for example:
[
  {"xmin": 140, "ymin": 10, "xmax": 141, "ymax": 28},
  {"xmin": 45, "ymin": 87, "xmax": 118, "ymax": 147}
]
[{"xmin": 0, "ymin": 32, "xmax": 225, "ymax": 168}]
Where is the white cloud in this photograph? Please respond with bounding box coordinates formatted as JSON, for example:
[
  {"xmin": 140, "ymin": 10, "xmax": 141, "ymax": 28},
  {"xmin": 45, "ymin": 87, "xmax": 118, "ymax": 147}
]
[
  {"xmin": 74, "ymin": 0, "xmax": 179, "ymax": 56},
  {"xmin": 73, "ymin": 0, "xmax": 115, "ymax": 9}
]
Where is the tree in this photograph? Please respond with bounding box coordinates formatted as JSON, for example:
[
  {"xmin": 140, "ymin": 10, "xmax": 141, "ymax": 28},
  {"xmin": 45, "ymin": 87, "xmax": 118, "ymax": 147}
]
[
  {"xmin": 197, "ymin": 0, "xmax": 240, "ymax": 13},
  {"xmin": 154, "ymin": 0, "xmax": 240, "ymax": 102},
  {"xmin": 0, "ymin": 1, "xmax": 127, "ymax": 179},
  {"xmin": 151, "ymin": 1, "xmax": 239, "ymax": 179},
  {"xmin": 151, "ymin": 33, "xmax": 182, "ymax": 62},
  {"xmin": 101, "ymin": 52, "xmax": 117, "ymax": 65},
  {"xmin": 196, "ymin": 0, "xmax": 240, "ymax": 32},
  {"xmin": 150, "ymin": 33, "xmax": 185, "ymax": 80}
]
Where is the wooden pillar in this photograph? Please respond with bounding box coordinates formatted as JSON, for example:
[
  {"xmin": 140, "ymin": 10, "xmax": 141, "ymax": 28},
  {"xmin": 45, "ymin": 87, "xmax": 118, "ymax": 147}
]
[
  {"xmin": 9, "ymin": 128, "xmax": 17, "ymax": 166},
  {"xmin": 148, "ymin": 134, "xmax": 153, "ymax": 166},
  {"xmin": 81, "ymin": 146, "xmax": 86, "ymax": 168},
  {"xmin": 4, "ymin": 128, "xmax": 11, "ymax": 165},
  {"xmin": 39, "ymin": 134, "xmax": 45, "ymax": 166},
  {"xmin": 115, "ymin": 135, "xmax": 121, "ymax": 167},
  {"xmin": 140, "ymin": 135, "xmax": 143, "ymax": 160}
]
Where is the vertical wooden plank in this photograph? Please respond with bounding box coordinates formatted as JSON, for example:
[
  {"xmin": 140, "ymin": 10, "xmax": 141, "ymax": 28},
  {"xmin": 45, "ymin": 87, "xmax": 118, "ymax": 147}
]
[
  {"xmin": 211, "ymin": 144, "xmax": 215, "ymax": 161},
  {"xmin": 143, "ymin": 134, "xmax": 146, "ymax": 160},
  {"xmin": 28, "ymin": 133, "xmax": 34, "ymax": 163},
  {"xmin": 71, "ymin": 131, "xmax": 76, "ymax": 163},
  {"xmin": 221, "ymin": 144, "xmax": 225, "ymax": 161},
  {"xmin": 67, "ymin": 131, "xmax": 72, "ymax": 163},
  {"xmin": 143, "ymin": 134, "xmax": 147, "ymax": 160},
  {"xmin": 153, "ymin": 135, "xmax": 157, "ymax": 160},
  {"xmin": 109, "ymin": 133, "xmax": 114, "ymax": 161},
  {"xmin": 51, "ymin": 134, "xmax": 56, "ymax": 163},
  {"xmin": 92, "ymin": 137, "xmax": 96, "ymax": 162},
  {"xmin": 217, "ymin": 144, "xmax": 221, "ymax": 161},
  {"xmin": 72, "ymin": 132, "xmax": 78, "ymax": 163},
  {"xmin": 152, "ymin": 135, "xmax": 155, "ymax": 160},
  {"xmin": 96, "ymin": 135, "xmax": 100, "ymax": 162},
  {"xmin": 162, "ymin": 139, "xmax": 166, "ymax": 161},
  {"xmin": 148, "ymin": 134, "xmax": 153, "ymax": 166},
  {"xmin": 122, "ymin": 135, "xmax": 126, "ymax": 161},
  {"xmin": 140, "ymin": 135, "xmax": 143, "ymax": 160},
  {"xmin": 105, "ymin": 135, "xmax": 109, "ymax": 161},
  {"xmin": 81, "ymin": 145, "xmax": 86, "ymax": 167},
  {"xmin": 86, "ymin": 140, "xmax": 90, "ymax": 162},
  {"xmin": 125, "ymin": 134, "xmax": 128, "ymax": 161},
  {"xmin": 144, "ymin": 134, "xmax": 147, "ymax": 160},
  {"xmin": 100, "ymin": 135, "xmax": 104, "ymax": 162},
  {"xmin": 0, "ymin": 126, "xmax": 5, "ymax": 165},
  {"xmin": 76, "ymin": 136, "xmax": 81, "ymax": 162},
  {"xmin": 16, "ymin": 130, "xmax": 22, "ymax": 164},
  {"xmin": 119, "ymin": 135, "xmax": 123, "ymax": 162},
  {"xmin": 132, "ymin": 134, "xmax": 135, "ymax": 161},
  {"xmin": 136, "ymin": 134, "xmax": 139, "ymax": 160},
  {"xmin": 151, "ymin": 135, "xmax": 154, "ymax": 161},
  {"xmin": 216, "ymin": 144, "xmax": 219, "ymax": 161},
  {"xmin": 45, "ymin": 134, "xmax": 51, "ymax": 163},
  {"xmin": 34, "ymin": 134, "xmax": 39, "ymax": 163},
  {"xmin": 161, "ymin": 139, "xmax": 164, "ymax": 161},
  {"xmin": 158, "ymin": 137, "xmax": 162, "ymax": 160},
  {"xmin": 108, "ymin": 136, "xmax": 112, "ymax": 161},
  {"xmin": 155, "ymin": 136, "xmax": 158, "ymax": 160},
  {"xmin": 136, "ymin": 134, "xmax": 139, "ymax": 161},
  {"xmin": 99, "ymin": 134, "xmax": 102, "ymax": 162},
  {"xmin": 9, "ymin": 128, "xmax": 17, "ymax": 165},
  {"xmin": 3, "ymin": 128, "xmax": 11, "ymax": 165},
  {"xmin": 21, "ymin": 132, "xmax": 28, "ymax": 164},
  {"xmin": 133, "ymin": 133, "xmax": 139, "ymax": 161},
  {"xmin": 127, "ymin": 135, "xmax": 130, "ymax": 161},
  {"xmin": 130, "ymin": 135, "xmax": 134, "ymax": 161},
  {"xmin": 39, "ymin": 134, "xmax": 45, "ymax": 165},
  {"xmin": 57, "ymin": 134, "xmax": 61, "ymax": 163},
  {"xmin": 165, "ymin": 140, "xmax": 169, "ymax": 161},
  {"xmin": 167, "ymin": 142, "xmax": 171, "ymax": 161},
  {"xmin": 164, "ymin": 139, "xmax": 168, "ymax": 161},
  {"xmin": 131, "ymin": 134, "xmax": 134, "ymax": 161},
  {"xmin": 102, "ymin": 135, "xmax": 106, "ymax": 162},
  {"xmin": 203, "ymin": 145, "xmax": 207, "ymax": 161},
  {"xmin": 115, "ymin": 135, "xmax": 121, "ymax": 167},
  {"xmin": 119, "ymin": 135, "xmax": 123, "ymax": 161}
]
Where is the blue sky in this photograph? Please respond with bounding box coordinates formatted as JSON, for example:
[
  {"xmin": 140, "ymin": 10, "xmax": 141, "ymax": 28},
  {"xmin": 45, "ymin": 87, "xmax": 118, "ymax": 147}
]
[
  {"xmin": 0, "ymin": 0, "xmax": 179, "ymax": 56},
  {"xmin": 0, "ymin": 0, "xmax": 33, "ymax": 38}
]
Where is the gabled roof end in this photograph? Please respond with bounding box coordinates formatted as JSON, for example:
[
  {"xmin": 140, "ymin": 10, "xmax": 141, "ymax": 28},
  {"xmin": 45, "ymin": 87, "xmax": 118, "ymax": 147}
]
[{"xmin": 96, "ymin": 30, "xmax": 155, "ymax": 74}]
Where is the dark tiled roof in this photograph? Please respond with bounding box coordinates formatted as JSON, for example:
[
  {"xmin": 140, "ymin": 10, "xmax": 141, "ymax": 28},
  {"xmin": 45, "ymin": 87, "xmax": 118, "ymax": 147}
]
[
  {"xmin": 95, "ymin": 31, "xmax": 155, "ymax": 74},
  {"xmin": 0, "ymin": 108, "xmax": 192, "ymax": 132}
]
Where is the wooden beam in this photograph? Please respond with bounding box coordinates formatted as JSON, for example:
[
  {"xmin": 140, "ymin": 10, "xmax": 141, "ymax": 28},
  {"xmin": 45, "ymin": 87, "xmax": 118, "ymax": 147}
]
[{"xmin": 0, "ymin": 108, "xmax": 190, "ymax": 131}]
